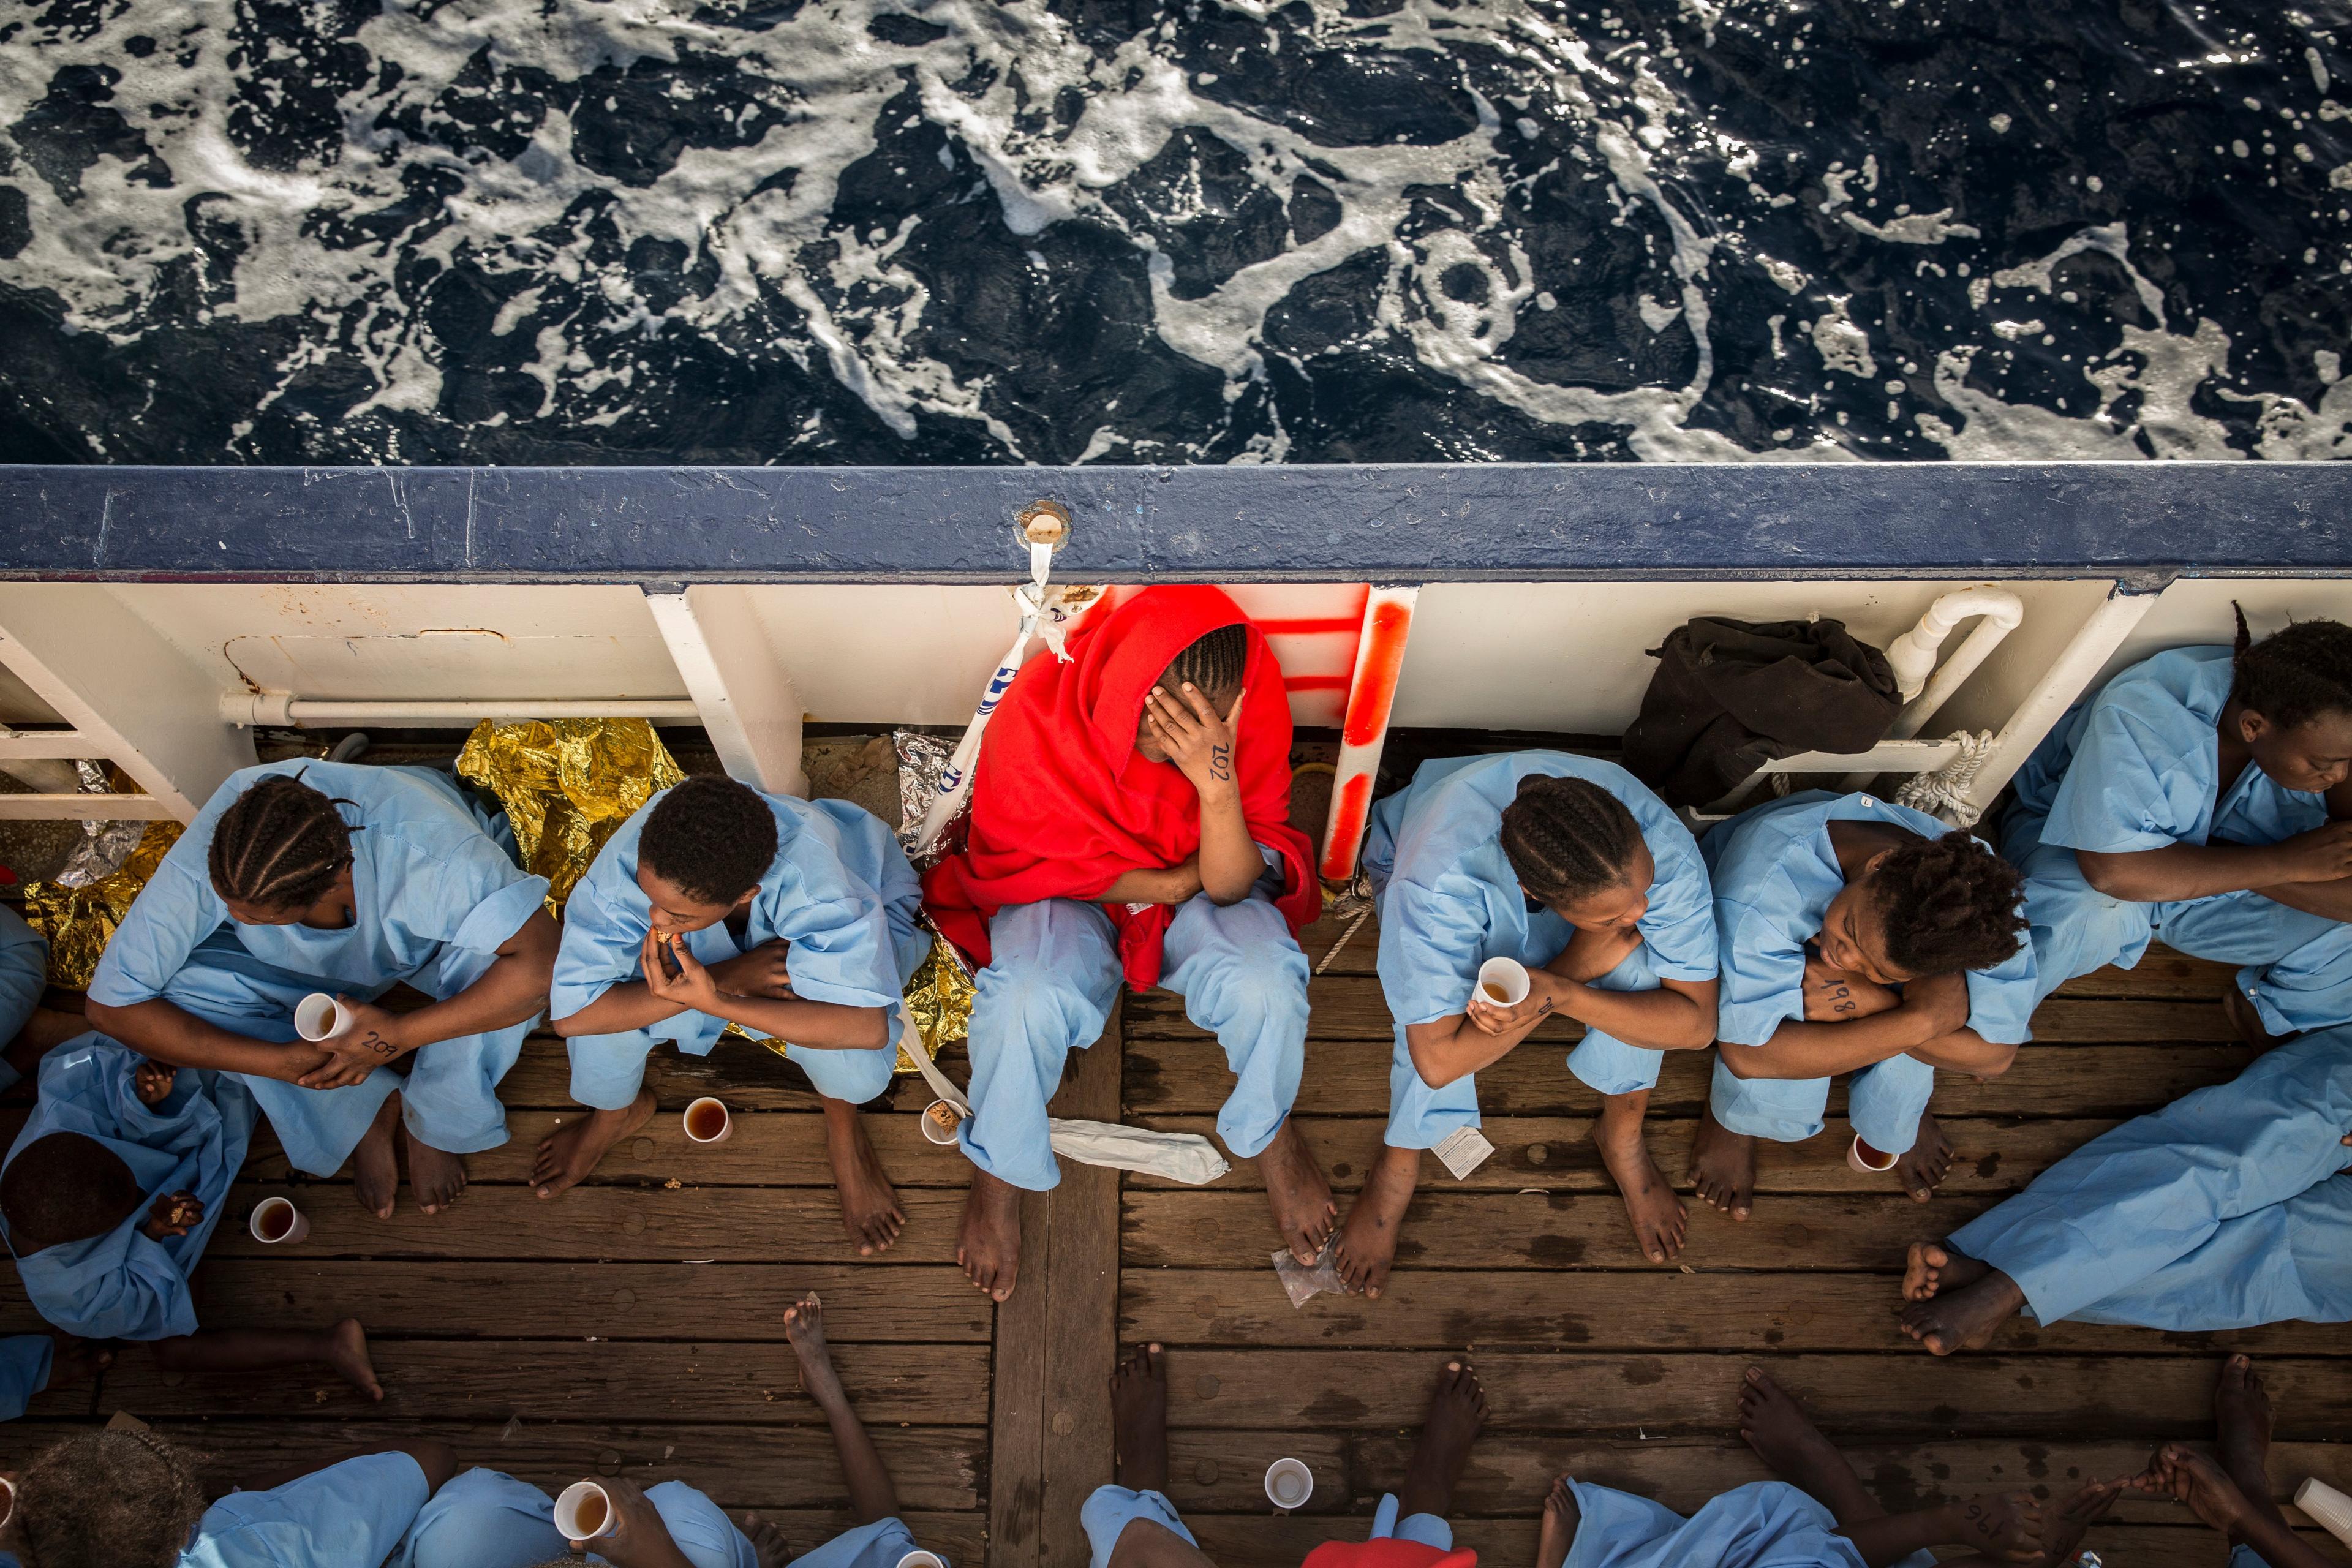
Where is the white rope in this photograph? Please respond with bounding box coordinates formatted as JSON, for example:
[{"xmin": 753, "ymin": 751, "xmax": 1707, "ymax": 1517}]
[
  {"xmin": 1893, "ymin": 729, "xmax": 1998, "ymax": 827},
  {"xmin": 1314, "ymin": 870, "xmax": 1376, "ymax": 976}
]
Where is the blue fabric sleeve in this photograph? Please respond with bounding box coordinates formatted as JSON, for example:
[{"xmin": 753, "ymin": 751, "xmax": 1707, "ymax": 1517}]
[
  {"xmin": 0, "ymin": 1334, "xmax": 52, "ymax": 1420},
  {"xmin": 1713, "ymin": 904, "xmax": 1806, "ymax": 1047},
  {"xmin": 0, "ymin": 907, "xmax": 47, "ymax": 1046},
  {"xmin": 186, "ymin": 1452, "xmax": 431, "ymax": 1568},
  {"xmin": 86, "ymin": 848, "xmax": 225, "ymax": 1008},
  {"xmin": 1961, "ymin": 931, "xmax": 2040, "ymax": 1046},
  {"xmin": 759, "ymin": 839, "xmax": 903, "ymax": 1012},
  {"xmin": 549, "ymin": 846, "xmax": 647, "ymax": 1022},
  {"xmin": 1638, "ymin": 837, "xmax": 1719, "ymax": 983},
  {"xmin": 2039, "ymin": 690, "xmax": 2207, "ymax": 854},
  {"xmin": 1376, "ymin": 870, "xmax": 1490, "ymax": 1028}
]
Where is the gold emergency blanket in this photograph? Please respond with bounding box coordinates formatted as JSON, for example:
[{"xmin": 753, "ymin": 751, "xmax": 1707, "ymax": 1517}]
[
  {"xmin": 740, "ymin": 927, "xmax": 973, "ymax": 1078},
  {"xmin": 21, "ymin": 820, "xmax": 185, "ymax": 989},
  {"xmin": 455, "ymin": 718, "xmax": 684, "ymax": 914}
]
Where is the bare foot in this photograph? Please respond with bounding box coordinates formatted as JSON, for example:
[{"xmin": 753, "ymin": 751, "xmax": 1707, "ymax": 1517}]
[
  {"xmin": 1738, "ymin": 1367, "xmax": 1867, "ymax": 1518},
  {"xmin": 1537, "ymin": 1475, "xmax": 1581, "ymax": 1568},
  {"xmin": 957, "ymin": 1169, "xmax": 1023, "ymax": 1302},
  {"xmin": 2214, "ymin": 1355, "xmax": 2273, "ymax": 1501},
  {"xmin": 823, "ymin": 1099, "xmax": 903, "ymax": 1257},
  {"xmin": 352, "ymin": 1093, "xmax": 401, "ymax": 1219},
  {"xmin": 403, "ymin": 1126, "xmax": 468, "ymax": 1216},
  {"xmin": 736, "ymin": 1513, "xmax": 791, "ymax": 1568},
  {"xmin": 1396, "ymin": 1359, "xmax": 1487, "ymax": 1521},
  {"xmin": 1901, "ymin": 1265, "xmax": 2026, "ymax": 1355},
  {"xmin": 1686, "ymin": 1102, "xmax": 1756, "ymax": 1221},
  {"xmin": 1594, "ymin": 1107, "xmax": 1686, "ymax": 1263},
  {"xmin": 1891, "ymin": 1112, "xmax": 1954, "ymax": 1203},
  {"xmin": 1110, "ymin": 1343, "xmax": 1170, "ymax": 1491},
  {"xmin": 42, "ymin": 1332, "xmax": 112, "ymax": 1392},
  {"xmin": 1257, "ymin": 1119, "xmax": 1336, "ymax": 1267},
  {"xmin": 1333, "ymin": 1143, "xmax": 1419, "ymax": 1299},
  {"xmin": 532, "ymin": 1088, "xmax": 655, "ymax": 1200},
  {"xmin": 325, "ymin": 1318, "xmax": 383, "ymax": 1401},
  {"xmin": 782, "ymin": 1292, "xmax": 845, "ymax": 1404},
  {"xmin": 1901, "ymin": 1241, "xmax": 1991, "ymax": 1303}
]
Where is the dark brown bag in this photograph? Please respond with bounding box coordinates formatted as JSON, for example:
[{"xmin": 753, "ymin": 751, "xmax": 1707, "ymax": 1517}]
[{"xmin": 1621, "ymin": 617, "xmax": 1901, "ymax": 808}]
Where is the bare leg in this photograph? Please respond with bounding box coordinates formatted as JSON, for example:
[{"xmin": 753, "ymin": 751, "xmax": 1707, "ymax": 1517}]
[
  {"xmin": 352, "ymin": 1093, "xmax": 401, "ymax": 1219},
  {"xmin": 823, "ymin": 1097, "xmax": 904, "ymax": 1257},
  {"xmin": 2214, "ymin": 1355, "xmax": 2285, "ymax": 1532},
  {"xmin": 957, "ymin": 1169, "xmax": 1024, "ymax": 1302},
  {"xmin": 1891, "ymin": 1112, "xmax": 1955, "ymax": 1204},
  {"xmin": 1333, "ymin": 1143, "xmax": 1419, "ymax": 1300},
  {"xmin": 153, "ymin": 1319, "xmax": 380, "ymax": 1401},
  {"xmin": 1396, "ymin": 1359, "xmax": 1487, "ymax": 1523},
  {"xmin": 786, "ymin": 1293, "xmax": 899, "ymax": 1525},
  {"xmin": 1257, "ymin": 1118, "xmax": 1337, "ymax": 1266},
  {"xmin": 1593, "ymin": 1090, "xmax": 1686, "ymax": 1263},
  {"xmin": 1536, "ymin": 1475, "xmax": 1581, "ymax": 1568},
  {"xmin": 532, "ymin": 1087, "xmax": 655, "ymax": 1200},
  {"xmin": 402, "ymin": 1125, "xmax": 468, "ymax": 1216},
  {"xmin": 1899, "ymin": 1248, "xmax": 2026, "ymax": 1356},
  {"xmin": 1736, "ymin": 1367, "xmax": 1879, "ymax": 1525},
  {"xmin": 1106, "ymin": 1343, "xmax": 1218, "ymax": 1568},
  {"xmin": 1686, "ymin": 1102, "xmax": 1756, "ymax": 1221}
]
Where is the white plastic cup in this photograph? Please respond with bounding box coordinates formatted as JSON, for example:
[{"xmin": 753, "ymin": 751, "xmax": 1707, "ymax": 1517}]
[
  {"xmin": 2296, "ymin": 1477, "xmax": 2352, "ymax": 1547},
  {"xmin": 248, "ymin": 1196, "xmax": 309, "ymax": 1245},
  {"xmin": 1264, "ymin": 1457, "xmax": 1314, "ymax": 1510},
  {"xmin": 1847, "ymin": 1134, "xmax": 1899, "ymax": 1174},
  {"xmin": 894, "ymin": 1553, "xmax": 946, "ymax": 1568},
  {"xmin": 554, "ymin": 1480, "xmax": 619, "ymax": 1541},
  {"xmin": 0, "ymin": 1473, "xmax": 16, "ymax": 1530},
  {"xmin": 683, "ymin": 1096, "xmax": 733, "ymax": 1145},
  {"xmin": 293, "ymin": 992, "xmax": 347, "ymax": 1042},
  {"xmin": 921, "ymin": 1100, "xmax": 964, "ymax": 1146},
  {"xmin": 1474, "ymin": 956, "xmax": 1531, "ymax": 1008}
]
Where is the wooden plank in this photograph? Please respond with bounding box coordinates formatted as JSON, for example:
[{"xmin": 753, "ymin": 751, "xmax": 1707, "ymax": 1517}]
[
  {"xmin": 1128, "ymin": 1040, "xmax": 2258, "ymax": 1120},
  {"xmin": 210, "ymin": 1183, "xmax": 967, "ymax": 1264},
  {"xmin": 1118, "ymin": 1269, "xmax": 2352, "ymax": 1356},
  {"xmin": 1143, "ymin": 1351, "xmax": 2352, "ymax": 1439},
  {"xmin": 0, "ymin": 1262, "xmax": 993, "ymax": 1343},
  {"xmin": 98, "ymin": 1340, "xmax": 992, "ymax": 1427},
  {"xmin": 990, "ymin": 1000, "xmax": 1124, "ymax": 1568},
  {"xmin": 494, "ymin": 1037, "xmax": 957, "ymax": 1113},
  {"xmin": 1131, "ymin": 1116, "xmax": 2119, "ymax": 1195}
]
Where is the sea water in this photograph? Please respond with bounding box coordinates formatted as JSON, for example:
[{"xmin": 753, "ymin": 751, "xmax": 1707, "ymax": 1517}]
[{"xmin": 1, "ymin": 0, "xmax": 2346, "ymax": 465}]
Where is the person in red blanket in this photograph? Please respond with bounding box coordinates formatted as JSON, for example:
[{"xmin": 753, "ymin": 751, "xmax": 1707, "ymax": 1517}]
[{"xmin": 925, "ymin": 585, "xmax": 1334, "ymax": 1301}]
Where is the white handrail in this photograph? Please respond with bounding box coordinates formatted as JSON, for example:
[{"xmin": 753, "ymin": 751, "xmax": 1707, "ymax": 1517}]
[{"xmin": 219, "ymin": 695, "xmax": 701, "ymax": 726}]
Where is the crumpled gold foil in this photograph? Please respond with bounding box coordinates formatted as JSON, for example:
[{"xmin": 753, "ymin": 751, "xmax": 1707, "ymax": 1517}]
[
  {"xmin": 21, "ymin": 819, "xmax": 185, "ymax": 989},
  {"xmin": 456, "ymin": 718, "xmax": 685, "ymax": 914},
  {"xmin": 740, "ymin": 925, "xmax": 975, "ymax": 1077}
]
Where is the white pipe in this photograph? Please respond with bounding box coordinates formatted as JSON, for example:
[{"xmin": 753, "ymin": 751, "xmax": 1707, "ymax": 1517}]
[
  {"xmin": 1956, "ymin": 587, "xmax": 2158, "ymax": 820},
  {"xmin": 1841, "ymin": 586, "xmax": 2023, "ymax": 792},
  {"xmin": 219, "ymin": 693, "xmax": 701, "ymax": 726}
]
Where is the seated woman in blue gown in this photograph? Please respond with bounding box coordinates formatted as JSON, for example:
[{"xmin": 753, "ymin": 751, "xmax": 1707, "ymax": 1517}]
[
  {"xmin": 12, "ymin": 1425, "xmax": 453, "ymax": 1568},
  {"xmin": 85, "ymin": 763, "xmax": 557, "ymax": 1220},
  {"xmin": 0, "ymin": 1032, "xmax": 382, "ymax": 1400},
  {"xmin": 1901, "ymin": 1021, "xmax": 2351, "ymax": 1355},
  {"xmin": 397, "ymin": 1294, "xmax": 935, "ymax": 1568},
  {"xmin": 1532, "ymin": 1367, "xmax": 2113, "ymax": 1568},
  {"xmin": 2002, "ymin": 611, "xmax": 2352, "ymax": 1046}
]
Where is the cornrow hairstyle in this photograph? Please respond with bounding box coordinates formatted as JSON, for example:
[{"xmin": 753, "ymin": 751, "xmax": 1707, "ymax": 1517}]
[
  {"xmin": 207, "ymin": 771, "xmax": 360, "ymax": 914},
  {"xmin": 639, "ymin": 775, "xmax": 780, "ymax": 906},
  {"xmin": 2230, "ymin": 603, "xmax": 2352, "ymax": 731},
  {"xmin": 1161, "ymin": 623, "xmax": 1250, "ymax": 695},
  {"xmin": 1498, "ymin": 774, "xmax": 1646, "ymax": 908},
  {"xmin": 18, "ymin": 1427, "xmax": 206, "ymax": 1568},
  {"xmin": 1869, "ymin": 831, "xmax": 2028, "ymax": 978},
  {"xmin": 0, "ymin": 1133, "xmax": 145, "ymax": 1251}
]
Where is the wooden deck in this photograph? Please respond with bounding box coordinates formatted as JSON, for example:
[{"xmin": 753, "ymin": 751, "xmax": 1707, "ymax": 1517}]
[{"xmin": 4, "ymin": 920, "xmax": 2348, "ymax": 1565}]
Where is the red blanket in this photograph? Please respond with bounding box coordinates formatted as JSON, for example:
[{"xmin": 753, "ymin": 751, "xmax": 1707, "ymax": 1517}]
[
  {"xmin": 1302, "ymin": 1542, "xmax": 1476, "ymax": 1568},
  {"xmin": 924, "ymin": 584, "xmax": 1318, "ymax": 987}
]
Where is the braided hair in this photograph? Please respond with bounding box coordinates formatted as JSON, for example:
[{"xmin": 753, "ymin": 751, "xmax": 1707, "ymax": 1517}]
[
  {"xmin": 1499, "ymin": 774, "xmax": 1645, "ymax": 907},
  {"xmin": 1161, "ymin": 624, "xmax": 1248, "ymax": 694},
  {"xmin": 1870, "ymin": 831, "xmax": 2027, "ymax": 977},
  {"xmin": 2230, "ymin": 603, "xmax": 2352, "ymax": 730},
  {"xmin": 207, "ymin": 771, "xmax": 360, "ymax": 914},
  {"xmin": 18, "ymin": 1427, "xmax": 206, "ymax": 1568},
  {"xmin": 639, "ymin": 775, "xmax": 780, "ymax": 905}
]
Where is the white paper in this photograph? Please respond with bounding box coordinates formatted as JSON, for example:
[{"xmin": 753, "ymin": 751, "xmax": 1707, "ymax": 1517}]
[{"xmin": 1431, "ymin": 1125, "xmax": 1495, "ymax": 1180}]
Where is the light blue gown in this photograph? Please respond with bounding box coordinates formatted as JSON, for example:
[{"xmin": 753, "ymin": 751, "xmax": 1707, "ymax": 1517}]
[
  {"xmin": 960, "ymin": 853, "xmax": 1305, "ymax": 1193},
  {"xmin": 1, "ymin": 1033, "xmax": 256, "ymax": 1341},
  {"xmin": 0, "ymin": 905, "xmax": 46, "ymax": 1094},
  {"xmin": 1555, "ymin": 1479, "xmax": 1932, "ymax": 1568},
  {"xmin": 551, "ymin": 790, "xmax": 929, "ymax": 1111},
  {"xmin": 1704, "ymin": 792, "xmax": 2037, "ymax": 1155},
  {"xmin": 1360, "ymin": 752, "xmax": 1717, "ymax": 1150},
  {"xmin": 88, "ymin": 762, "xmax": 548, "ymax": 1176},
  {"xmin": 2003, "ymin": 646, "xmax": 2352, "ymax": 1030},
  {"xmin": 1944, "ymin": 1023, "xmax": 2352, "ymax": 1330},
  {"xmin": 0, "ymin": 1333, "xmax": 51, "ymax": 1422},
  {"xmin": 1080, "ymin": 1485, "xmax": 1446, "ymax": 1568},
  {"xmin": 394, "ymin": 1466, "xmax": 937, "ymax": 1568},
  {"xmin": 180, "ymin": 1451, "xmax": 431, "ymax": 1568}
]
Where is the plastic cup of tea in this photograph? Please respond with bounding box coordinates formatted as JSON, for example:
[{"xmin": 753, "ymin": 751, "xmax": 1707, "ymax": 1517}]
[
  {"xmin": 1474, "ymin": 956, "xmax": 1531, "ymax": 1008},
  {"xmin": 248, "ymin": 1196, "xmax": 309, "ymax": 1245},
  {"xmin": 1265, "ymin": 1457, "xmax": 1314, "ymax": 1510},
  {"xmin": 921, "ymin": 1100, "xmax": 964, "ymax": 1147},
  {"xmin": 684, "ymin": 1096, "xmax": 732, "ymax": 1145},
  {"xmin": 293, "ymin": 992, "xmax": 347, "ymax": 1042},
  {"xmin": 1847, "ymin": 1135, "xmax": 1900, "ymax": 1175},
  {"xmin": 554, "ymin": 1480, "xmax": 619, "ymax": 1541},
  {"xmin": 894, "ymin": 1553, "xmax": 947, "ymax": 1568}
]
